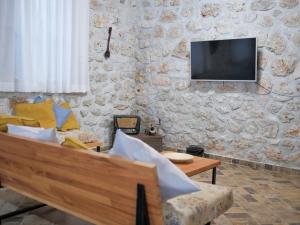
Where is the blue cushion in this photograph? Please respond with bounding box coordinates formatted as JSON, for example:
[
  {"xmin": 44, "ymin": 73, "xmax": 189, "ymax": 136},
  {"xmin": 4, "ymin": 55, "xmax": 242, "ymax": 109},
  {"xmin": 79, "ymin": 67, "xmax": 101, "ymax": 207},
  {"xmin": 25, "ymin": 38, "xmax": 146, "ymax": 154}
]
[
  {"xmin": 33, "ymin": 96, "xmax": 45, "ymax": 103},
  {"xmin": 53, "ymin": 104, "xmax": 71, "ymax": 129}
]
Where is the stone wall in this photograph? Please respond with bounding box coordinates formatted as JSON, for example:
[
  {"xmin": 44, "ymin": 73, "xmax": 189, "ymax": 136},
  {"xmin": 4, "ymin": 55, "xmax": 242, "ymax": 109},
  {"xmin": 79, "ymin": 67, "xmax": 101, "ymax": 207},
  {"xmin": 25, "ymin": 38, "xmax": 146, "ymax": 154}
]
[
  {"xmin": 0, "ymin": 0, "xmax": 139, "ymax": 145},
  {"xmin": 0, "ymin": 0, "xmax": 299, "ymax": 170},
  {"xmin": 135, "ymin": 0, "xmax": 300, "ymax": 169}
]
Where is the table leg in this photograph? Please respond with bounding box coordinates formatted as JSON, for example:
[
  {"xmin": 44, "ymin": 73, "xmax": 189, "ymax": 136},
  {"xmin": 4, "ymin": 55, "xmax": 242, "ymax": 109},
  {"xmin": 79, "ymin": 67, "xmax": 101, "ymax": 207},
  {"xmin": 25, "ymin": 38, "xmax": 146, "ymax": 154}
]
[
  {"xmin": 212, "ymin": 167, "xmax": 216, "ymax": 184},
  {"xmin": 0, "ymin": 204, "xmax": 46, "ymax": 224},
  {"xmin": 0, "ymin": 185, "xmax": 47, "ymax": 224}
]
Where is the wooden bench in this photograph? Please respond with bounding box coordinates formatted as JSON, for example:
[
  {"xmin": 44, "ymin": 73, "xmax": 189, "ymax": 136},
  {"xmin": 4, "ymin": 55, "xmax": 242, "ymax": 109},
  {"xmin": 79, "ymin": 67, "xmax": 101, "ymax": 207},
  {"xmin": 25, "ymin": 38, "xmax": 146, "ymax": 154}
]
[
  {"xmin": 0, "ymin": 132, "xmax": 163, "ymax": 225},
  {"xmin": 0, "ymin": 132, "xmax": 233, "ymax": 225}
]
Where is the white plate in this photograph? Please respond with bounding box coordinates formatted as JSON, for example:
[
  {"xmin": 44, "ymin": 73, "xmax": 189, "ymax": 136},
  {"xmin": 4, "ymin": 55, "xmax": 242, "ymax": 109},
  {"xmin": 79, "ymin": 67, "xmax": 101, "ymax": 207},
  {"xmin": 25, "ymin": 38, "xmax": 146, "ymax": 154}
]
[{"xmin": 163, "ymin": 152, "xmax": 194, "ymax": 163}]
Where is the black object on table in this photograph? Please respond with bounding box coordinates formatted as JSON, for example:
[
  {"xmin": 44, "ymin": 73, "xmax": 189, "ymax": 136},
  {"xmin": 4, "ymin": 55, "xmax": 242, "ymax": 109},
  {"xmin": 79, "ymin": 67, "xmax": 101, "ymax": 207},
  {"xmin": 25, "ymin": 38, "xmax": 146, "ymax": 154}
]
[
  {"xmin": 112, "ymin": 115, "xmax": 141, "ymax": 145},
  {"xmin": 186, "ymin": 145, "xmax": 216, "ymax": 185},
  {"xmin": 96, "ymin": 146, "xmax": 101, "ymax": 152},
  {"xmin": 186, "ymin": 145, "xmax": 205, "ymax": 157},
  {"xmin": 113, "ymin": 115, "xmax": 141, "ymax": 135}
]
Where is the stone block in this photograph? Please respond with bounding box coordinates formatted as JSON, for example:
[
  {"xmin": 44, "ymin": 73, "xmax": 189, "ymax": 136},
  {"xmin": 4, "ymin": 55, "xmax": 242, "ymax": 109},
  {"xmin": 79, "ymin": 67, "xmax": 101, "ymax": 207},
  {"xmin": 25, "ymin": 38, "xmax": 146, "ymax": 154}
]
[
  {"xmin": 152, "ymin": 77, "xmax": 171, "ymax": 86},
  {"xmin": 258, "ymin": 15, "xmax": 274, "ymax": 27},
  {"xmin": 201, "ymin": 3, "xmax": 221, "ymax": 17},
  {"xmin": 282, "ymin": 12, "xmax": 300, "ymax": 27},
  {"xmin": 160, "ymin": 10, "xmax": 177, "ymax": 22},
  {"xmin": 172, "ymin": 39, "xmax": 189, "ymax": 59},
  {"xmin": 264, "ymin": 147, "xmax": 284, "ymax": 161},
  {"xmin": 260, "ymin": 121, "xmax": 279, "ymax": 138},
  {"xmin": 226, "ymin": 0, "xmax": 246, "ymax": 12},
  {"xmin": 279, "ymin": 0, "xmax": 299, "ymax": 8},
  {"xmin": 271, "ymin": 58, "xmax": 296, "ymax": 76},
  {"xmin": 266, "ymin": 33, "xmax": 286, "ymax": 54},
  {"xmin": 292, "ymin": 32, "xmax": 300, "ymax": 46},
  {"xmin": 181, "ymin": 7, "xmax": 193, "ymax": 17},
  {"xmin": 245, "ymin": 121, "xmax": 259, "ymax": 134},
  {"xmin": 250, "ymin": 0, "xmax": 276, "ymax": 11},
  {"xmin": 285, "ymin": 126, "xmax": 300, "ymax": 137}
]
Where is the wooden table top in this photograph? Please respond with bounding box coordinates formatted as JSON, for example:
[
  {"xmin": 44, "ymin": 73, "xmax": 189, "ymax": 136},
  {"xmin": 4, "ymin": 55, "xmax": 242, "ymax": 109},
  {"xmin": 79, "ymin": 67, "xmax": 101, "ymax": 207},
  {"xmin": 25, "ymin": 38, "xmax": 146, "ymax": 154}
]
[
  {"xmin": 172, "ymin": 155, "xmax": 221, "ymax": 177},
  {"xmin": 85, "ymin": 141, "xmax": 103, "ymax": 150}
]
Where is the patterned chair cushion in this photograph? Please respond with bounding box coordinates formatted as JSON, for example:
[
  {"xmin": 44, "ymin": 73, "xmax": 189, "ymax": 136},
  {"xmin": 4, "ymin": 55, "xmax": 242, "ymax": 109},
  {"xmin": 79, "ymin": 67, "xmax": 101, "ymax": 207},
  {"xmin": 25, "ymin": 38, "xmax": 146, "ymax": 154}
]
[{"xmin": 163, "ymin": 181, "xmax": 233, "ymax": 225}]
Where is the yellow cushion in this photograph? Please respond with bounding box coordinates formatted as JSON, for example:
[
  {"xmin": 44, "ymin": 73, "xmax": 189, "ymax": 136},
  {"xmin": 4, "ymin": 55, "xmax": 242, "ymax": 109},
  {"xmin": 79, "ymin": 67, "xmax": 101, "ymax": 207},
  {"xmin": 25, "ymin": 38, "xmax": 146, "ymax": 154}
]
[
  {"xmin": 15, "ymin": 100, "xmax": 56, "ymax": 128},
  {"xmin": 62, "ymin": 137, "xmax": 88, "ymax": 150},
  {"xmin": 0, "ymin": 115, "xmax": 40, "ymax": 132},
  {"xmin": 23, "ymin": 118, "xmax": 40, "ymax": 127},
  {"xmin": 59, "ymin": 102, "xmax": 80, "ymax": 131}
]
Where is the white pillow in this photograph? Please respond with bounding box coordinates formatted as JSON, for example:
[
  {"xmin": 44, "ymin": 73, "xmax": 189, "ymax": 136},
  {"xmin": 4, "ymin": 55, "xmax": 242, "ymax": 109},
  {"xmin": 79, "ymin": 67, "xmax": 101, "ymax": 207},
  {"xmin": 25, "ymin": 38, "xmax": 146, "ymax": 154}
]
[
  {"xmin": 109, "ymin": 130, "xmax": 199, "ymax": 200},
  {"xmin": 7, "ymin": 124, "xmax": 59, "ymax": 143}
]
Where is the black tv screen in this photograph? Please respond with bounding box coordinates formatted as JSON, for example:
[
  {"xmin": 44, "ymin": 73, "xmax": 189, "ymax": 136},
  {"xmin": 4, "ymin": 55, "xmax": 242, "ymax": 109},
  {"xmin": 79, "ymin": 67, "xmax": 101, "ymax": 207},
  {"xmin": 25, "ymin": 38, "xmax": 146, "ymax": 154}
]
[{"xmin": 191, "ymin": 38, "xmax": 257, "ymax": 81}]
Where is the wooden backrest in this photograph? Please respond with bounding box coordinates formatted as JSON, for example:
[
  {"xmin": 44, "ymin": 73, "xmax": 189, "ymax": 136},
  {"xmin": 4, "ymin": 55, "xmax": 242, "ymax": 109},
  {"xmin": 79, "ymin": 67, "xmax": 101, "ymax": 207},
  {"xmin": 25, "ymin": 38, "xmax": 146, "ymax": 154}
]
[{"xmin": 0, "ymin": 133, "xmax": 164, "ymax": 225}]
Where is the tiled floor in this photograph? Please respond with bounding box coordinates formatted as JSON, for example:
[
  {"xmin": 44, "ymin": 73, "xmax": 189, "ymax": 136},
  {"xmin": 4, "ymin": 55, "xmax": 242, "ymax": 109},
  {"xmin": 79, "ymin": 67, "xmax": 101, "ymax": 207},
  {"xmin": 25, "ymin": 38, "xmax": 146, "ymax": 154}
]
[
  {"xmin": 194, "ymin": 163, "xmax": 300, "ymax": 225},
  {"xmin": 0, "ymin": 162, "xmax": 299, "ymax": 225}
]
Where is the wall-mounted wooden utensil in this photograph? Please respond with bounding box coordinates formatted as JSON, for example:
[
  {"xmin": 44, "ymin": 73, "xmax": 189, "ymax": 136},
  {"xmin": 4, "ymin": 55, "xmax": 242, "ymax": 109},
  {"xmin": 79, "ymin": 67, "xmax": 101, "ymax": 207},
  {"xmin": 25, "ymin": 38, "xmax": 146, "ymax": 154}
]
[{"xmin": 104, "ymin": 27, "xmax": 112, "ymax": 59}]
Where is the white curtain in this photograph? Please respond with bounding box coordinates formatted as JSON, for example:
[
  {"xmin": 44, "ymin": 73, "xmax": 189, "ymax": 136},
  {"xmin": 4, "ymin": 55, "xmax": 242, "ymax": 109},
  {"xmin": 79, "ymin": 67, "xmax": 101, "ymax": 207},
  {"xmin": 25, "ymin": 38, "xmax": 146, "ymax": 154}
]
[{"xmin": 0, "ymin": 0, "xmax": 89, "ymax": 93}]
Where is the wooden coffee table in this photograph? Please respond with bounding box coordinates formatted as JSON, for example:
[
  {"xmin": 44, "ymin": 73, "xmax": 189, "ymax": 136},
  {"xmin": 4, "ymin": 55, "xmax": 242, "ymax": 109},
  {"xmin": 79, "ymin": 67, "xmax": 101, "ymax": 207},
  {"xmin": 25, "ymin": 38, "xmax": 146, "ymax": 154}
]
[{"xmin": 170, "ymin": 155, "xmax": 221, "ymax": 184}]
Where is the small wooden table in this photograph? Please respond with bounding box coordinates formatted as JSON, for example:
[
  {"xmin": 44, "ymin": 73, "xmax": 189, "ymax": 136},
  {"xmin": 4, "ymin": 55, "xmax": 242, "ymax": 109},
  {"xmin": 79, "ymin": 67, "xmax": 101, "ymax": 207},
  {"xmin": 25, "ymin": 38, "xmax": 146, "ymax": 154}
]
[
  {"xmin": 131, "ymin": 134, "xmax": 163, "ymax": 152},
  {"xmin": 85, "ymin": 141, "xmax": 103, "ymax": 152},
  {"xmin": 173, "ymin": 156, "xmax": 221, "ymax": 184}
]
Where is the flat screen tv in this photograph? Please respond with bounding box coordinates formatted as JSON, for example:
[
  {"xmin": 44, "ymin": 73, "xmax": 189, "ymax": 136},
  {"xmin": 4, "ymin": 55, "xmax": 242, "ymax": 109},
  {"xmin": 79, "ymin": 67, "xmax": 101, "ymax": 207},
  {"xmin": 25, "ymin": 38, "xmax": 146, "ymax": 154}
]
[{"xmin": 191, "ymin": 38, "xmax": 257, "ymax": 81}]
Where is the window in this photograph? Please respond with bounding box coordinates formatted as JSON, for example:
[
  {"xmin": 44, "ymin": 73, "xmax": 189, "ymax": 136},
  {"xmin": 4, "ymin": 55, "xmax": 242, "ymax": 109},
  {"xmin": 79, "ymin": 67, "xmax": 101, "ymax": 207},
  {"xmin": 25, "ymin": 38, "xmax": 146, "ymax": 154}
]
[{"xmin": 0, "ymin": 0, "xmax": 89, "ymax": 93}]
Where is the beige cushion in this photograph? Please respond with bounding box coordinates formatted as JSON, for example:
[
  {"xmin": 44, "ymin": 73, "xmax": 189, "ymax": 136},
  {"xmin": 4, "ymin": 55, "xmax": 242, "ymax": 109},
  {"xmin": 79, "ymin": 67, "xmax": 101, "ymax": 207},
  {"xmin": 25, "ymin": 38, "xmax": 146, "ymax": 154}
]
[
  {"xmin": 163, "ymin": 181, "xmax": 233, "ymax": 225},
  {"xmin": 57, "ymin": 130, "xmax": 97, "ymax": 143}
]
